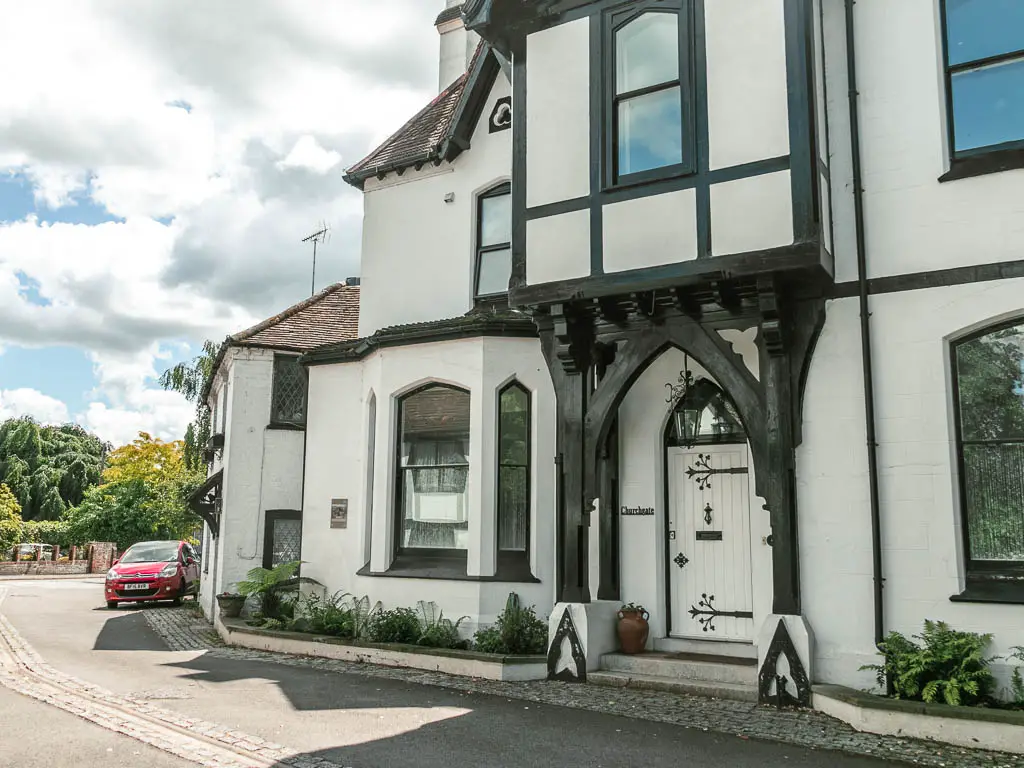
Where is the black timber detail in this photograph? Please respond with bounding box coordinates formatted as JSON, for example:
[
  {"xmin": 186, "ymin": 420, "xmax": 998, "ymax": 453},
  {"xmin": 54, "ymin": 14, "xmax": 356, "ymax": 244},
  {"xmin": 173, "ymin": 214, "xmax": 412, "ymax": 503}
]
[
  {"xmin": 547, "ymin": 605, "xmax": 587, "ymax": 682},
  {"xmin": 758, "ymin": 619, "xmax": 811, "ymax": 707},
  {"xmin": 693, "ymin": 0, "xmax": 711, "ymax": 258},
  {"xmin": 784, "ymin": 0, "xmax": 820, "ymax": 244},
  {"xmin": 831, "ymin": 259, "xmax": 1024, "ymax": 299},
  {"xmin": 188, "ymin": 469, "xmax": 223, "ymax": 538},
  {"xmin": 589, "ymin": 11, "xmax": 604, "ymax": 276},
  {"xmin": 444, "ymin": 46, "xmax": 503, "ymax": 157},
  {"xmin": 301, "ymin": 310, "xmax": 537, "ymax": 367},
  {"xmin": 939, "ymin": 145, "xmax": 1024, "ymax": 183},
  {"xmin": 510, "ymin": 42, "xmax": 528, "ymax": 294}
]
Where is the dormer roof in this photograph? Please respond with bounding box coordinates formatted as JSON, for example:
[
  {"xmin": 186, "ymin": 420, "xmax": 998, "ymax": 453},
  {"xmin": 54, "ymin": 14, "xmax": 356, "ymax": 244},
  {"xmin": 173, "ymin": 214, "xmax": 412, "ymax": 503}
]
[{"xmin": 343, "ymin": 42, "xmax": 502, "ymax": 190}]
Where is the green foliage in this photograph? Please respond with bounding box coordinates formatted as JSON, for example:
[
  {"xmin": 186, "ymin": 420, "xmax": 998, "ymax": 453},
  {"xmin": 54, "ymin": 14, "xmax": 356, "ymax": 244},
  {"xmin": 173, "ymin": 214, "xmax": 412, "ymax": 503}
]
[
  {"xmin": 0, "ymin": 418, "xmax": 108, "ymax": 521},
  {"xmin": 1007, "ymin": 646, "xmax": 1024, "ymax": 707},
  {"xmin": 159, "ymin": 340, "xmax": 222, "ymax": 472},
  {"xmin": 236, "ymin": 560, "xmax": 301, "ymax": 620},
  {"xmin": 862, "ymin": 620, "xmax": 995, "ymax": 707},
  {"xmin": 416, "ymin": 600, "xmax": 468, "ymax": 650},
  {"xmin": 0, "ymin": 483, "xmax": 22, "ymax": 552},
  {"xmin": 20, "ymin": 520, "xmax": 73, "ymax": 549},
  {"xmin": 299, "ymin": 591, "xmax": 380, "ymax": 639},
  {"xmin": 473, "ymin": 593, "xmax": 548, "ymax": 656},
  {"xmin": 368, "ymin": 607, "xmax": 421, "ymax": 644}
]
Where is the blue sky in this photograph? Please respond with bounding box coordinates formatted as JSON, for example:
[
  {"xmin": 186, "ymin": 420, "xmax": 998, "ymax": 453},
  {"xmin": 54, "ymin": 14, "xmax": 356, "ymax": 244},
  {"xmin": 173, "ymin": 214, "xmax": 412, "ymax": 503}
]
[{"xmin": 0, "ymin": 1, "xmax": 440, "ymax": 446}]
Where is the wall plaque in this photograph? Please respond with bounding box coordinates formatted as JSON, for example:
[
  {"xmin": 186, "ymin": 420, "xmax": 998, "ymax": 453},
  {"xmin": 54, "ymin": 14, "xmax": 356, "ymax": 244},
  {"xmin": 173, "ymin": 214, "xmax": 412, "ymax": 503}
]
[
  {"xmin": 620, "ymin": 506, "xmax": 655, "ymax": 517},
  {"xmin": 330, "ymin": 498, "xmax": 348, "ymax": 529}
]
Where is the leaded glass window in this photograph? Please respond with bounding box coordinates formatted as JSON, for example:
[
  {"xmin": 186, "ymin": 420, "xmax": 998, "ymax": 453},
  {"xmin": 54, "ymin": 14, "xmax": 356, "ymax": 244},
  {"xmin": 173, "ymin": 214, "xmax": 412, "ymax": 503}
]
[
  {"xmin": 953, "ymin": 320, "xmax": 1024, "ymax": 571},
  {"xmin": 271, "ymin": 355, "xmax": 307, "ymax": 426},
  {"xmin": 397, "ymin": 384, "xmax": 471, "ymax": 552},
  {"xmin": 498, "ymin": 382, "xmax": 530, "ymax": 553}
]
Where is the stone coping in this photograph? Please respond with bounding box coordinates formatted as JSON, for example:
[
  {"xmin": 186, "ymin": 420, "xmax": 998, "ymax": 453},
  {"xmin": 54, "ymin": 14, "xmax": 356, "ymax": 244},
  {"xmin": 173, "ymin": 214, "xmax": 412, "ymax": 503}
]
[
  {"xmin": 813, "ymin": 684, "xmax": 1024, "ymax": 727},
  {"xmin": 222, "ymin": 618, "xmax": 545, "ymax": 665}
]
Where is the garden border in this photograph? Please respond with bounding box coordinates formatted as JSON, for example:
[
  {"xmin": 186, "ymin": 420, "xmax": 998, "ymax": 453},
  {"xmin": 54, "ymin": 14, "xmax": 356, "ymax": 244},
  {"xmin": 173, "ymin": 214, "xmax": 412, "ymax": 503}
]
[
  {"xmin": 813, "ymin": 684, "xmax": 1024, "ymax": 755},
  {"xmin": 217, "ymin": 617, "xmax": 548, "ymax": 681}
]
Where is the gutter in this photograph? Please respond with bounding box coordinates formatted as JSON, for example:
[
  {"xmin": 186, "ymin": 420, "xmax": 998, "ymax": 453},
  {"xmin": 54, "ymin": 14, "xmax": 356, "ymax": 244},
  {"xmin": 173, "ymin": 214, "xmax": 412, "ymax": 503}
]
[{"xmin": 845, "ymin": 0, "xmax": 885, "ymax": 647}]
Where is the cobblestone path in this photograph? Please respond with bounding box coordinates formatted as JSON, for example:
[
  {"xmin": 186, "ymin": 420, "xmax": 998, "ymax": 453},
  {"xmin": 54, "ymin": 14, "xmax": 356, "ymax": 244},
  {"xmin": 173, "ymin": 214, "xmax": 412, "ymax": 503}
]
[
  {"xmin": 0, "ymin": 588, "xmax": 346, "ymax": 768},
  {"xmin": 143, "ymin": 606, "xmax": 1024, "ymax": 768}
]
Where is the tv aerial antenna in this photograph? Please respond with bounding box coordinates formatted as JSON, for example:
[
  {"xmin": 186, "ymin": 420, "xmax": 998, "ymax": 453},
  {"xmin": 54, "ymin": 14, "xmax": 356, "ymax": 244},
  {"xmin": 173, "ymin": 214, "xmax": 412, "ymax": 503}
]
[{"xmin": 302, "ymin": 221, "xmax": 330, "ymax": 296}]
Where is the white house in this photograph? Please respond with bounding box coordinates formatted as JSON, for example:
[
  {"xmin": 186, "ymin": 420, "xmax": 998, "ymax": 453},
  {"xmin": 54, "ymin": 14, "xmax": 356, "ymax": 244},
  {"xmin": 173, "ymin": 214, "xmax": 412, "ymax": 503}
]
[
  {"xmin": 192, "ymin": 282, "xmax": 360, "ymax": 619},
  {"xmin": 295, "ymin": 5, "xmax": 557, "ymax": 635}
]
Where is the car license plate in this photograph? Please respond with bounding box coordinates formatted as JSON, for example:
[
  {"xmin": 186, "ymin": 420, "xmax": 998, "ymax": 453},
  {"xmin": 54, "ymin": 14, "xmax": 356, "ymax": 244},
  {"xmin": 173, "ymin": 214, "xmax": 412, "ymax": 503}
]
[{"xmin": 123, "ymin": 582, "xmax": 151, "ymax": 591}]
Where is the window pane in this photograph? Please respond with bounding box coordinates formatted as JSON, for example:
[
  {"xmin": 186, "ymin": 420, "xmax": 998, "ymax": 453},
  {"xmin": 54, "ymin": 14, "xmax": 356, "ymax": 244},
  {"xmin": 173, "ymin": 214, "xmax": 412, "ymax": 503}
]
[
  {"xmin": 272, "ymin": 356, "xmax": 306, "ymax": 424},
  {"xmin": 271, "ymin": 518, "xmax": 302, "ymax": 566},
  {"xmin": 956, "ymin": 324, "xmax": 1024, "ymax": 442},
  {"xmin": 617, "ymin": 86, "xmax": 683, "ymax": 176},
  {"xmin": 616, "ymin": 12, "xmax": 679, "ymax": 94},
  {"xmin": 477, "ymin": 248, "xmax": 512, "ymax": 296},
  {"xmin": 399, "ymin": 386, "xmax": 471, "ymax": 550},
  {"xmin": 480, "ymin": 192, "xmax": 511, "ymax": 246},
  {"xmin": 945, "ymin": 0, "xmax": 1024, "ymax": 67},
  {"xmin": 952, "ymin": 57, "xmax": 1024, "ymax": 152},
  {"xmin": 498, "ymin": 466, "xmax": 528, "ymax": 551},
  {"xmin": 963, "ymin": 444, "xmax": 1024, "ymax": 561},
  {"xmin": 499, "ymin": 385, "xmax": 529, "ymax": 466}
]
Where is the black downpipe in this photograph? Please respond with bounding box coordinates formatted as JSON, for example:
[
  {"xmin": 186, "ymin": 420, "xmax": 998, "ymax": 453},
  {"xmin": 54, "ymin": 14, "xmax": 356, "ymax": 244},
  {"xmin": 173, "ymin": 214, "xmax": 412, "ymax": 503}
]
[{"xmin": 845, "ymin": 0, "xmax": 885, "ymax": 648}]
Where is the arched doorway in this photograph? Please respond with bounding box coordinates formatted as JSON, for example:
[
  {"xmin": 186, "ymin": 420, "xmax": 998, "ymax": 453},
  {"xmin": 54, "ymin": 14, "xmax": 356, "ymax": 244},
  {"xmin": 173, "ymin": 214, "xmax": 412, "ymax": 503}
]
[{"xmin": 664, "ymin": 378, "xmax": 755, "ymax": 642}]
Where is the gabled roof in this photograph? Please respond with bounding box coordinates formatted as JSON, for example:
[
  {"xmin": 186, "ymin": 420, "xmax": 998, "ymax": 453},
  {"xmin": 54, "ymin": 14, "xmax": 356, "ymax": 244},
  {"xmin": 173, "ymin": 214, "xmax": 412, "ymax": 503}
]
[
  {"xmin": 435, "ymin": 4, "xmax": 465, "ymax": 26},
  {"xmin": 343, "ymin": 43, "xmax": 502, "ymax": 190},
  {"xmin": 202, "ymin": 282, "xmax": 361, "ymax": 401}
]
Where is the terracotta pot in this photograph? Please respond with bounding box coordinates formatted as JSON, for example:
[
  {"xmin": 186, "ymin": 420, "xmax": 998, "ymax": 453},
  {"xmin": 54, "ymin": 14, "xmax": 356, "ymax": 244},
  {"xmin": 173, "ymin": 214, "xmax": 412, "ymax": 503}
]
[
  {"xmin": 216, "ymin": 594, "xmax": 246, "ymax": 618},
  {"xmin": 617, "ymin": 609, "xmax": 650, "ymax": 654}
]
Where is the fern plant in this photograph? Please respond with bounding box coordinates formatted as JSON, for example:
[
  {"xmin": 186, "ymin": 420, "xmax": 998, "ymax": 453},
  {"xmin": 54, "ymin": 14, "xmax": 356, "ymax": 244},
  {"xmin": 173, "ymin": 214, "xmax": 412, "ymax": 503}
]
[
  {"xmin": 236, "ymin": 560, "xmax": 301, "ymax": 620},
  {"xmin": 473, "ymin": 593, "xmax": 548, "ymax": 655},
  {"xmin": 861, "ymin": 620, "xmax": 995, "ymax": 706},
  {"xmin": 416, "ymin": 600, "xmax": 469, "ymax": 649},
  {"xmin": 1007, "ymin": 646, "xmax": 1024, "ymax": 707}
]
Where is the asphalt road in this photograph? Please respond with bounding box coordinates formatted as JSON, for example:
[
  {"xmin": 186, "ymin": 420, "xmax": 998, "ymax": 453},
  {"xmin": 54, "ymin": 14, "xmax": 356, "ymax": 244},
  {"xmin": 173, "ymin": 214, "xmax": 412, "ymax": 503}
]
[{"xmin": 0, "ymin": 578, "xmax": 899, "ymax": 768}]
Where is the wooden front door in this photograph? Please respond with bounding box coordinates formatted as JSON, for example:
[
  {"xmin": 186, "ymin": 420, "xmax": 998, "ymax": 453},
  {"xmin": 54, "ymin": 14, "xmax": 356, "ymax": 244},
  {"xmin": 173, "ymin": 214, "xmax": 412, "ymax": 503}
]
[{"xmin": 667, "ymin": 444, "xmax": 754, "ymax": 642}]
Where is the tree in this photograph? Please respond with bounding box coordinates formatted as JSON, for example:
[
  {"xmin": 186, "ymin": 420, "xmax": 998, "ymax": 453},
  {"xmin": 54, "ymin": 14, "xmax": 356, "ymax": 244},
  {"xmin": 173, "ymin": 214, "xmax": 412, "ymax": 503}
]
[
  {"xmin": 0, "ymin": 418, "xmax": 108, "ymax": 520},
  {"xmin": 160, "ymin": 340, "xmax": 222, "ymax": 472},
  {"xmin": 64, "ymin": 434, "xmax": 202, "ymax": 550},
  {"xmin": 0, "ymin": 483, "xmax": 22, "ymax": 552}
]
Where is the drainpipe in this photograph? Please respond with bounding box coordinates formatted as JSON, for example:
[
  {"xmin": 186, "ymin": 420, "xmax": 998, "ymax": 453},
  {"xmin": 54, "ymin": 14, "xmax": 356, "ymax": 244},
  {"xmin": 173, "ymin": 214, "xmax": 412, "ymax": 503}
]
[{"xmin": 845, "ymin": 0, "xmax": 884, "ymax": 648}]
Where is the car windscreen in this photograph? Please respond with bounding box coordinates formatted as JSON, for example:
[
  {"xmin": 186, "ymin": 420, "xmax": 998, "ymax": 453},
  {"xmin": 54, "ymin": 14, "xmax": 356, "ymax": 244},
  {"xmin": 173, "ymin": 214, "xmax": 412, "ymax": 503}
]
[{"xmin": 120, "ymin": 542, "xmax": 179, "ymax": 563}]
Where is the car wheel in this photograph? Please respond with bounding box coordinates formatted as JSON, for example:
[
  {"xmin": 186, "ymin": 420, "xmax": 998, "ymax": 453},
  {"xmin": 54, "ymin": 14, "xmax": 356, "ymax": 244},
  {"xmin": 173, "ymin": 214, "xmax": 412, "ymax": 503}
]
[
  {"xmin": 106, "ymin": 601, "xmax": 117, "ymax": 610},
  {"xmin": 171, "ymin": 580, "xmax": 185, "ymax": 606}
]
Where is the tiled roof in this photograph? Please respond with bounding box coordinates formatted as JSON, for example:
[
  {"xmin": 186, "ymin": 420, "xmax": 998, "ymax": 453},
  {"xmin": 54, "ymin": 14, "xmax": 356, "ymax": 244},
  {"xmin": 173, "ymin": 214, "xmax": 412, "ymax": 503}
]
[
  {"xmin": 435, "ymin": 4, "xmax": 464, "ymax": 25},
  {"xmin": 232, "ymin": 282, "xmax": 360, "ymax": 351},
  {"xmin": 302, "ymin": 307, "xmax": 537, "ymax": 366}
]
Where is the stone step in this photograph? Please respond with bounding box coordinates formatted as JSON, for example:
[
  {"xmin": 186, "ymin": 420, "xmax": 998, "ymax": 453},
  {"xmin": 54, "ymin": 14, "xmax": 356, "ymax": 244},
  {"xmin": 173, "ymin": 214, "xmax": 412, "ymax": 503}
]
[
  {"xmin": 588, "ymin": 670, "xmax": 758, "ymax": 703},
  {"xmin": 653, "ymin": 636, "xmax": 758, "ymax": 660},
  {"xmin": 600, "ymin": 652, "xmax": 757, "ymax": 686}
]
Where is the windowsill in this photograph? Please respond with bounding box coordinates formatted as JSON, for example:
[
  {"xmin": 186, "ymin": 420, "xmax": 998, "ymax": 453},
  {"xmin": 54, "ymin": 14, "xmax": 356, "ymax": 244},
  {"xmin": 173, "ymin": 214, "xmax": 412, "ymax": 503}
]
[
  {"xmin": 938, "ymin": 145, "xmax": 1024, "ymax": 183},
  {"xmin": 356, "ymin": 552, "xmax": 541, "ymax": 583},
  {"xmin": 495, "ymin": 551, "xmax": 538, "ymax": 583},
  {"xmin": 605, "ymin": 163, "xmax": 692, "ymax": 193},
  {"xmin": 949, "ymin": 576, "xmax": 1024, "ymax": 605},
  {"xmin": 267, "ymin": 422, "xmax": 306, "ymax": 432}
]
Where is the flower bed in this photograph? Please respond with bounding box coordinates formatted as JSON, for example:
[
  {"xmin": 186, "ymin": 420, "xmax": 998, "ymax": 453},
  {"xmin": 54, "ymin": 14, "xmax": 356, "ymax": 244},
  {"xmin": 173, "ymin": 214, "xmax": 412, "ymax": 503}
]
[{"xmin": 217, "ymin": 617, "xmax": 548, "ymax": 682}]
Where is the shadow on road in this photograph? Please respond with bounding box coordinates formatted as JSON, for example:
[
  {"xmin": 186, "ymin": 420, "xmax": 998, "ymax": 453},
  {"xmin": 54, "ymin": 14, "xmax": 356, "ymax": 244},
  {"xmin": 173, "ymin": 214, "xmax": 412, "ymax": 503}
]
[{"xmin": 92, "ymin": 611, "xmax": 169, "ymax": 652}]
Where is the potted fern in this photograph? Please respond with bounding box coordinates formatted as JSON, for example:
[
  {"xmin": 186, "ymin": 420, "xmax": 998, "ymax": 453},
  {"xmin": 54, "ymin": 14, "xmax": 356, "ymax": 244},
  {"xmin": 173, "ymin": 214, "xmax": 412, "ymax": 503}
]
[
  {"xmin": 236, "ymin": 560, "xmax": 302, "ymax": 621},
  {"xmin": 216, "ymin": 590, "xmax": 246, "ymax": 618}
]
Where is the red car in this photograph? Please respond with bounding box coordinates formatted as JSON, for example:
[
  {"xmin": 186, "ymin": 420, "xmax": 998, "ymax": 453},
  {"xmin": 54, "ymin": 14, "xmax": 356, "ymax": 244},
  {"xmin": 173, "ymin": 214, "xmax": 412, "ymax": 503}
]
[{"xmin": 104, "ymin": 540, "xmax": 200, "ymax": 609}]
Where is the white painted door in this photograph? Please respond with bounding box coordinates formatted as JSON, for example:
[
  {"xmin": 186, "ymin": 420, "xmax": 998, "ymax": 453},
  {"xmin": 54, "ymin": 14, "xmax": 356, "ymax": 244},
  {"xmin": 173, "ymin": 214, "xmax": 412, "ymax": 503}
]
[{"xmin": 667, "ymin": 445, "xmax": 754, "ymax": 642}]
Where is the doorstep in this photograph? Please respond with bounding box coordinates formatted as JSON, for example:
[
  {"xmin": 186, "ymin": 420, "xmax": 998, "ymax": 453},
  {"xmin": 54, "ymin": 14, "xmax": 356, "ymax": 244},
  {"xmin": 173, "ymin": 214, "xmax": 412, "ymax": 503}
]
[
  {"xmin": 217, "ymin": 618, "xmax": 548, "ymax": 682},
  {"xmin": 589, "ymin": 651, "xmax": 758, "ymax": 703},
  {"xmin": 813, "ymin": 684, "xmax": 1024, "ymax": 756}
]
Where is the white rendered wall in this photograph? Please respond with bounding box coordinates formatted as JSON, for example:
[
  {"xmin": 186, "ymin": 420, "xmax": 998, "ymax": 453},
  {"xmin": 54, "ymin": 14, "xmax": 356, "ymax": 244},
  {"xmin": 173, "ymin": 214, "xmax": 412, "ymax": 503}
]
[
  {"xmin": 525, "ymin": 19, "xmax": 590, "ymax": 208},
  {"xmin": 801, "ymin": 282, "xmax": 1024, "ymax": 690},
  {"xmin": 838, "ymin": 0, "xmax": 1024, "ymax": 278},
  {"xmin": 358, "ymin": 75, "xmax": 512, "ymax": 336},
  {"xmin": 301, "ymin": 336, "xmax": 556, "ymax": 635},
  {"xmin": 710, "ymin": 171, "xmax": 793, "ymax": 256},
  {"xmin": 602, "ymin": 191, "xmax": 698, "ymax": 273},
  {"xmin": 610, "ymin": 345, "xmax": 772, "ymax": 648},
  {"xmin": 526, "ymin": 210, "xmax": 591, "ymax": 285},
  {"xmin": 705, "ymin": 0, "xmax": 790, "ymax": 170}
]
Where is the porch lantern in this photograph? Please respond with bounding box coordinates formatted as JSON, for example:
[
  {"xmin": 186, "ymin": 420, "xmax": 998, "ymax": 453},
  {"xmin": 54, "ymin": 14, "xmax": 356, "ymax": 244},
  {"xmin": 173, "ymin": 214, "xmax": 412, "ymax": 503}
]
[{"xmin": 666, "ymin": 360, "xmax": 705, "ymax": 449}]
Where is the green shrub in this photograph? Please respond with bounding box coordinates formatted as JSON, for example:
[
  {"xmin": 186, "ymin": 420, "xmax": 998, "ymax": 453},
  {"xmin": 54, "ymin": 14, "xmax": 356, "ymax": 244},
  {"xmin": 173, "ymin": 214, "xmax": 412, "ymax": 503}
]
[
  {"xmin": 473, "ymin": 593, "xmax": 548, "ymax": 656},
  {"xmin": 237, "ymin": 560, "xmax": 301, "ymax": 620},
  {"xmin": 21, "ymin": 520, "xmax": 74, "ymax": 548},
  {"xmin": 416, "ymin": 600, "xmax": 469, "ymax": 650},
  {"xmin": 861, "ymin": 620, "xmax": 995, "ymax": 706},
  {"xmin": 302, "ymin": 592, "xmax": 379, "ymax": 639},
  {"xmin": 369, "ymin": 607, "xmax": 421, "ymax": 644},
  {"xmin": 1007, "ymin": 646, "xmax": 1024, "ymax": 707}
]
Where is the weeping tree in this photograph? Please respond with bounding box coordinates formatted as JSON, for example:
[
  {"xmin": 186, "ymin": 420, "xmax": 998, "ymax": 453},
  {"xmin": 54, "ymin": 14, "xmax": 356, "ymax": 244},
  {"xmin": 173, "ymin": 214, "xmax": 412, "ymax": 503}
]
[
  {"xmin": 159, "ymin": 339, "xmax": 223, "ymax": 471},
  {"xmin": 0, "ymin": 419, "xmax": 108, "ymax": 521}
]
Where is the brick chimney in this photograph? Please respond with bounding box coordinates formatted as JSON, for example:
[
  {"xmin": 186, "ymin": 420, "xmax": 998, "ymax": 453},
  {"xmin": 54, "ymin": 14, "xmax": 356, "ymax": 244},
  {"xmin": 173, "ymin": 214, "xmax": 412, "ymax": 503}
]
[{"xmin": 436, "ymin": 2, "xmax": 480, "ymax": 93}]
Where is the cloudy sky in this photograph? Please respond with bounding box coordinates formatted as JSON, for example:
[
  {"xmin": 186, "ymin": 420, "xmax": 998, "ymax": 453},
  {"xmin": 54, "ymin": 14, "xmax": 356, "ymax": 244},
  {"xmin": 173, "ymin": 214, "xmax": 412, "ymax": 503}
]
[{"xmin": 0, "ymin": 1, "xmax": 441, "ymax": 446}]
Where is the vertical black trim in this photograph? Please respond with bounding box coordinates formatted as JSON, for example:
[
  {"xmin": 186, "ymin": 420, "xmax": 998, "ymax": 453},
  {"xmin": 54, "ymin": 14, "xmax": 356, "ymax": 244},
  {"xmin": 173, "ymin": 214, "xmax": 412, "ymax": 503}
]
[
  {"xmin": 364, "ymin": 393, "xmax": 377, "ymax": 565},
  {"xmin": 510, "ymin": 44, "xmax": 528, "ymax": 294},
  {"xmin": 263, "ymin": 510, "xmax": 302, "ymax": 571},
  {"xmin": 784, "ymin": 0, "xmax": 818, "ymax": 243},
  {"xmin": 693, "ymin": 0, "xmax": 711, "ymax": 259},
  {"xmin": 589, "ymin": 13, "xmax": 604, "ymax": 276},
  {"xmin": 597, "ymin": 416, "xmax": 619, "ymax": 600},
  {"xmin": 814, "ymin": 0, "xmax": 833, "ymax": 252}
]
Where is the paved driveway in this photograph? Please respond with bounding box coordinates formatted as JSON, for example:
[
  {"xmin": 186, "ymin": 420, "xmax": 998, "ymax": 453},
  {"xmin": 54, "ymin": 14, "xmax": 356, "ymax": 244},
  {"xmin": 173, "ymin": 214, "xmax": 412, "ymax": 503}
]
[{"xmin": 0, "ymin": 578, "xmax": 915, "ymax": 767}]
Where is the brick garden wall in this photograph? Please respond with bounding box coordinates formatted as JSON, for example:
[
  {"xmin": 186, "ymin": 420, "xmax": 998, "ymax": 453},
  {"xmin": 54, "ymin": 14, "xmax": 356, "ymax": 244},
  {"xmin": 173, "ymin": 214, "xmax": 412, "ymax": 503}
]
[
  {"xmin": 0, "ymin": 561, "xmax": 90, "ymax": 577},
  {"xmin": 0, "ymin": 542, "xmax": 117, "ymax": 577}
]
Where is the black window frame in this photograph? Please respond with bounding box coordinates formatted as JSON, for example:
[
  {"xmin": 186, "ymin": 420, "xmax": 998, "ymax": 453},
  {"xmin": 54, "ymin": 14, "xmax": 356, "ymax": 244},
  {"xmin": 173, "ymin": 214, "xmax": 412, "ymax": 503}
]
[
  {"xmin": 949, "ymin": 317, "xmax": 1024, "ymax": 603},
  {"xmin": 939, "ymin": 0, "xmax": 1024, "ymax": 181},
  {"xmin": 474, "ymin": 182, "xmax": 513, "ymax": 304},
  {"xmin": 603, "ymin": 0, "xmax": 696, "ymax": 190},
  {"xmin": 270, "ymin": 353, "xmax": 308, "ymax": 429},
  {"xmin": 392, "ymin": 383, "xmax": 472, "ymax": 570},
  {"xmin": 262, "ymin": 509, "xmax": 303, "ymax": 571},
  {"xmin": 496, "ymin": 381, "xmax": 532, "ymax": 578}
]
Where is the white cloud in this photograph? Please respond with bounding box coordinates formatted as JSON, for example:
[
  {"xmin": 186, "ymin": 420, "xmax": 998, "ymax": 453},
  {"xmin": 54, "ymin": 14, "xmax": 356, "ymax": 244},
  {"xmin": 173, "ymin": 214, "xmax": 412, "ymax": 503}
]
[
  {"xmin": 0, "ymin": 389, "xmax": 70, "ymax": 425},
  {"xmin": 278, "ymin": 135, "xmax": 342, "ymax": 174}
]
